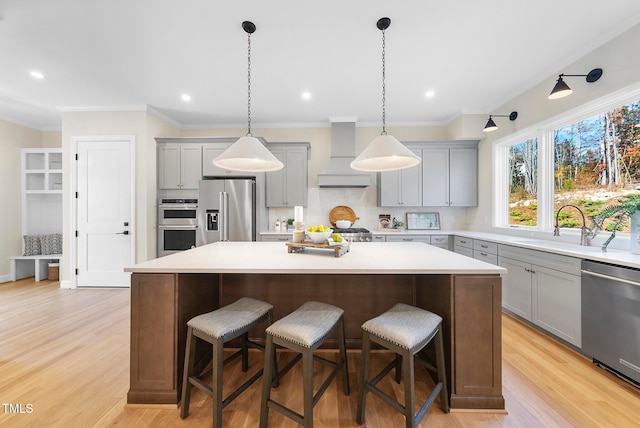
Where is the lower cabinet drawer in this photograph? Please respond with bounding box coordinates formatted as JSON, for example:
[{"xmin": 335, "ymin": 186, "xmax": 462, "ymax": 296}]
[
  {"xmin": 454, "ymin": 245, "xmax": 474, "ymax": 258},
  {"xmin": 386, "ymin": 235, "xmax": 430, "ymax": 243},
  {"xmin": 474, "ymin": 250, "xmax": 498, "ymax": 265}
]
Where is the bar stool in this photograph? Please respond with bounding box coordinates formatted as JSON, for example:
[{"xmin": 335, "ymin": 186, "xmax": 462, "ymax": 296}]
[
  {"xmin": 356, "ymin": 303, "xmax": 449, "ymax": 428},
  {"xmin": 180, "ymin": 297, "xmax": 274, "ymax": 427},
  {"xmin": 259, "ymin": 301, "xmax": 350, "ymax": 428}
]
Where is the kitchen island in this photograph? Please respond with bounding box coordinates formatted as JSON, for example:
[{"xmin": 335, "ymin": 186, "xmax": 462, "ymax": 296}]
[{"xmin": 125, "ymin": 241, "xmax": 507, "ymax": 410}]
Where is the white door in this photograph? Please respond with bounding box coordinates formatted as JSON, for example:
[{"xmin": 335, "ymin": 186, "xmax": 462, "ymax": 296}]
[{"xmin": 75, "ymin": 138, "xmax": 135, "ymax": 287}]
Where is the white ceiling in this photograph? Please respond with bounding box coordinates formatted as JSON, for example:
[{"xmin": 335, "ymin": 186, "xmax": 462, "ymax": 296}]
[{"xmin": 1, "ymin": 0, "xmax": 640, "ymax": 131}]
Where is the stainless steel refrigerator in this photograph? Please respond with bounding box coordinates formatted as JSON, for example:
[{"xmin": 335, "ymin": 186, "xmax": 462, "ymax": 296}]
[{"xmin": 197, "ymin": 178, "xmax": 256, "ymax": 244}]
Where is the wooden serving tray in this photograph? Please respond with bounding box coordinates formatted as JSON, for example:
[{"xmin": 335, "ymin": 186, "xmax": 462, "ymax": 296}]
[{"xmin": 285, "ymin": 241, "xmax": 349, "ymax": 257}]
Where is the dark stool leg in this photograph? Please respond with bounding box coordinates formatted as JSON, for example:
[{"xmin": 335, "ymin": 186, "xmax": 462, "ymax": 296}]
[
  {"xmin": 241, "ymin": 331, "xmax": 249, "ymax": 372},
  {"xmin": 259, "ymin": 334, "xmax": 275, "ymax": 428},
  {"xmin": 402, "ymin": 349, "xmax": 416, "ymax": 428},
  {"xmin": 338, "ymin": 316, "xmax": 350, "ymax": 395},
  {"xmin": 394, "ymin": 354, "xmax": 402, "ymax": 384},
  {"xmin": 180, "ymin": 326, "xmax": 196, "ymax": 419},
  {"xmin": 213, "ymin": 337, "xmax": 224, "ymax": 428},
  {"xmin": 303, "ymin": 349, "xmax": 314, "ymax": 428},
  {"xmin": 435, "ymin": 326, "xmax": 449, "ymax": 413},
  {"xmin": 355, "ymin": 331, "xmax": 371, "ymax": 424}
]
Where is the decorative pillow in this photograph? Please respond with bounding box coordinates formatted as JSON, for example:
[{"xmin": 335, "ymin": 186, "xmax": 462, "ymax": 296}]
[
  {"xmin": 24, "ymin": 235, "xmax": 42, "ymax": 256},
  {"xmin": 40, "ymin": 233, "xmax": 63, "ymax": 255}
]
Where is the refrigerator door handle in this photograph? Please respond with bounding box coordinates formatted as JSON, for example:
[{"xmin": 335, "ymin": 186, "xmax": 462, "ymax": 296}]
[{"xmin": 220, "ymin": 191, "xmax": 229, "ymax": 241}]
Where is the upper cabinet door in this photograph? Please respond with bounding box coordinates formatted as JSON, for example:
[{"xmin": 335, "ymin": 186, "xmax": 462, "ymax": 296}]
[
  {"xmin": 378, "ymin": 148, "xmax": 422, "ymax": 207},
  {"xmin": 449, "ymin": 148, "xmax": 477, "ymax": 207},
  {"xmin": 422, "ymin": 148, "xmax": 449, "ymax": 206},
  {"xmin": 180, "ymin": 145, "xmax": 203, "ymax": 189},
  {"xmin": 266, "ymin": 144, "xmax": 309, "ymax": 207},
  {"xmin": 158, "ymin": 143, "xmax": 202, "ymax": 190}
]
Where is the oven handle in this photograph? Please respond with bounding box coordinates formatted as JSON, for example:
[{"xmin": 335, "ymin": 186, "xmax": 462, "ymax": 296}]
[
  {"xmin": 159, "ymin": 205, "xmax": 198, "ymax": 210},
  {"xmin": 158, "ymin": 225, "xmax": 198, "ymax": 229},
  {"xmin": 581, "ymin": 269, "xmax": 640, "ymax": 288}
]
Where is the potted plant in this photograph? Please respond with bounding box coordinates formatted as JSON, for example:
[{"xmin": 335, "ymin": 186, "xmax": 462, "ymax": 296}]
[
  {"xmin": 593, "ymin": 193, "xmax": 640, "ymax": 254},
  {"xmin": 287, "ymin": 218, "xmax": 295, "ymax": 231}
]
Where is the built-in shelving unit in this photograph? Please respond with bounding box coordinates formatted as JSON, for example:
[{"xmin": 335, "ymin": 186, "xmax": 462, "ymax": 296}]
[{"xmin": 21, "ymin": 148, "xmax": 63, "ymax": 238}]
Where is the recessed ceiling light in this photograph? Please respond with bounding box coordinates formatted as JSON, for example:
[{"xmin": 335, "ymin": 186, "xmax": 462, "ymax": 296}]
[
  {"xmin": 301, "ymin": 91, "xmax": 311, "ymax": 100},
  {"xmin": 425, "ymin": 90, "xmax": 435, "ymax": 98},
  {"xmin": 30, "ymin": 71, "xmax": 44, "ymax": 80},
  {"xmin": 181, "ymin": 94, "xmax": 191, "ymax": 102}
]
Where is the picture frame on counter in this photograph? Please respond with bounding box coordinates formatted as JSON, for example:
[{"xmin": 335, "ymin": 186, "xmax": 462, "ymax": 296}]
[{"xmin": 406, "ymin": 212, "xmax": 440, "ymax": 230}]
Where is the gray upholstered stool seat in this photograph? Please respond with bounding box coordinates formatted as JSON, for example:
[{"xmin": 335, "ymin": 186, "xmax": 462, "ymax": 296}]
[
  {"xmin": 356, "ymin": 303, "xmax": 449, "ymax": 428},
  {"xmin": 260, "ymin": 301, "xmax": 350, "ymax": 428},
  {"xmin": 181, "ymin": 297, "xmax": 274, "ymax": 427}
]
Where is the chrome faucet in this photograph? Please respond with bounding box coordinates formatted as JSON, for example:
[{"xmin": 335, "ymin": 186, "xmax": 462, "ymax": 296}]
[{"xmin": 553, "ymin": 204, "xmax": 596, "ymax": 246}]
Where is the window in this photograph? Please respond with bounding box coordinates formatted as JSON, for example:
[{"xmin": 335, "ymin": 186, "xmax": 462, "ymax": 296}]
[
  {"xmin": 508, "ymin": 138, "xmax": 538, "ymax": 226},
  {"xmin": 495, "ymin": 88, "xmax": 640, "ymax": 234}
]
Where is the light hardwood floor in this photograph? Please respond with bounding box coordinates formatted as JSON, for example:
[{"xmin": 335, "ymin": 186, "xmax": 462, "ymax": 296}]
[{"xmin": 1, "ymin": 278, "xmax": 639, "ymax": 427}]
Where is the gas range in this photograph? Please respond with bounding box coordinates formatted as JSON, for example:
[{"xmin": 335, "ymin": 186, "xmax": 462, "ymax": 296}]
[{"xmin": 332, "ymin": 228, "xmax": 372, "ymax": 242}]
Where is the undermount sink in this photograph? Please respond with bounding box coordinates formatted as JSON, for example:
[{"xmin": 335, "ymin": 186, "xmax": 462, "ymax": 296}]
[{"xmin": 511, "ymin": 239, "xmax": 612, "ymax": 253}]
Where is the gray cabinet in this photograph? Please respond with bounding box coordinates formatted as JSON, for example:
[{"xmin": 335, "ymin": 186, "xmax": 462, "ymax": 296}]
[
  {"xmin": 422, "ymin": 146, "xmax": 477, "ymax": 207},
  {"xmin": 158, "ymin": 143, "xmax": 202, "ymax": 190},
  {"xmin": 266, "ymin": 143, "xmax": 309, "ymax": 207},
  {"xmin": 377, "ymin": 149, "xmax": 422, "ymax": 207},
  {"xmin": 371, "ymin": 234, "xmax": 386, "ymax": 242},
  {"xmin": 385, "ymin": 234, "xmax": 430, "ymax": 243},
  {"xmin": 261, "ymin": 234, "xmax": 292, "ymax": 242},
  {"xmin": 453, "ymin": 235, "xmax": 474, "ymax": 257},
  {"xmin": 498, "ymin": 245, "xmax": 581, "ymax": 347},
  {"xmin": 473, "ymin": 240, "xmax": 498, "ymax": 265}
]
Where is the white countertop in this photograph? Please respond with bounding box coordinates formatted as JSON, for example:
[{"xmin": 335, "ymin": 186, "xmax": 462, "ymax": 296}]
[
  {"xmin": 260, "ymin": 229, "xmax": 640, "ymax": 269},
  {"xmin": 125, "ymin": 241, "xmax": 507, "ymax": 275}
]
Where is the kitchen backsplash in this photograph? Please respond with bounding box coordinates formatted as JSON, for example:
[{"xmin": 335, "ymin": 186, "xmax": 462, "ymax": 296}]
[{"xmin": 268, "ymin": 186, "xmax": 469, "ymax": 231}]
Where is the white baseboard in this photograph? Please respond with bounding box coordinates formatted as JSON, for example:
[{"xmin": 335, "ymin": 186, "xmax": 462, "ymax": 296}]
[
  {"xmin": 59, "ymin": 279, "xmax": 74, "ymax": 289},
  {"xmin": 0, "ymin": 274, "xmax": 11, "ymax": 284}
]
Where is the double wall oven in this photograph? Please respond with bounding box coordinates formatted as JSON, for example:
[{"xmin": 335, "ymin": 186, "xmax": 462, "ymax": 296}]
[{"xmin": 157, "ymin": 198, "xmax": 198, "ymax": 257}]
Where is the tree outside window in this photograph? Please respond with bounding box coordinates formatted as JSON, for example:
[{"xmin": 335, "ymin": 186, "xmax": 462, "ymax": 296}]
[{"xmin": 553, "ymin": 101, "xmax": 640, "ymax": 231}]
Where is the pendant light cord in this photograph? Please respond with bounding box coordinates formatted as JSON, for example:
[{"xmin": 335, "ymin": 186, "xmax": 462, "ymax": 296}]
[
  {"xmin": 246, "ymin": 30, "xmax": 252, "ymax": 137},
  {"xmin": 381, "ymin": 27, "xmax": 387, "ymax": 135}
]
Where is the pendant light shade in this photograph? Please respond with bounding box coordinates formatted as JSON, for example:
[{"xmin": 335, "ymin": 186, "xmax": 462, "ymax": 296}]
[
  {"xmin": 351, "ymin": 17, "xmax": 420, "ymax": 173},
  {"xmin": 351, "ymin": 134, "xmax": 420, "ymax": 172},
  {"xmin": 212, "ymin": 21, "xmax": 283, "ymax": 172},
  {"xmin": 213, "ymin": 136, "xmax": 283, "ymax": 172}
]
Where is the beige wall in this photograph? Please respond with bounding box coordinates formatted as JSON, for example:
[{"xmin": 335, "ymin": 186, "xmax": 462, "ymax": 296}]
[
  {"xmin": 469, "ymin": 23, "xmax": 640, "ymax": 234},
  {"xmin": 0, "ymin": 119, "xmax": 53, "ymax": 278},
  {"xmin": 60, "ymin": 109, "xmax": 179, "ymax": 285}
]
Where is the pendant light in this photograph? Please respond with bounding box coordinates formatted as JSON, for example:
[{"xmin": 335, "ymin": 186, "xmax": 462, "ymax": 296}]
[
  {"xmin": 213, "ymin": 21, "xmax": 283, "ymax": 172},
  {"xmin": 351, "ymin": 17, "xmax": 421, "ymax": 172}
]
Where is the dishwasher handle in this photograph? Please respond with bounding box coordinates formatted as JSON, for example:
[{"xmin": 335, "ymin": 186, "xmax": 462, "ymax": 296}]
[{"xmin": 581, "ymin": 269, "xmax": 640, "ymax": 288}]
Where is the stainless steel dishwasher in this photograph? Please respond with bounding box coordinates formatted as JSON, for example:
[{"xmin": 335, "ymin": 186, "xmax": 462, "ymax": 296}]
[{"xmin": 582, "ymin": 260, "xmax": 640, "ymax": 388}]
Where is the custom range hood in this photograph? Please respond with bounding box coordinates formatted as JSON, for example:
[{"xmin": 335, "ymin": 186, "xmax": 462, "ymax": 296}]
[{"xmin": 317, "ymin": 122, "xmax": 372, "ymax": 187}]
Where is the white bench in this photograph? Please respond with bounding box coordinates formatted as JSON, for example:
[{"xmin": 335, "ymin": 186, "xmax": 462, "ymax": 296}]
[{"xmin": 9, "ymin": 255, "xmax": 62, "ymax": 282}]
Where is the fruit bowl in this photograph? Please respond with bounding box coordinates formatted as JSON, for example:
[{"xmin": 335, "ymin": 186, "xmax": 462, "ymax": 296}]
[{"xmin": 306, "ymin": 230, "xmax": 333, "ymax": 244}]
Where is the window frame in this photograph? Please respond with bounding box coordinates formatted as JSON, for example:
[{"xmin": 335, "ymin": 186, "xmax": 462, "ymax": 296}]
[{"xmin": 493, "ymin": 82, "xmax": 640, "ymax": 233}]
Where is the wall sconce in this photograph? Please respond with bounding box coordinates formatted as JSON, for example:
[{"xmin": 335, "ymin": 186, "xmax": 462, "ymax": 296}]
[
  {"xmin": 548, "ymin": 68, "xmax": 603, "ymax": 100},
  {"xmin": 483, "ymin": 111, "xmax": 518, "ymax": 132}
]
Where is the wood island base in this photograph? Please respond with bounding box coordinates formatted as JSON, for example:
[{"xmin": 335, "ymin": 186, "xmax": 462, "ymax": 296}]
[{"xmin": 127, "ymin": 271, "xmax": 504, "ymax": 410}]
